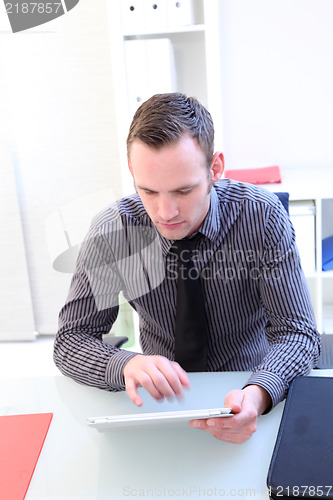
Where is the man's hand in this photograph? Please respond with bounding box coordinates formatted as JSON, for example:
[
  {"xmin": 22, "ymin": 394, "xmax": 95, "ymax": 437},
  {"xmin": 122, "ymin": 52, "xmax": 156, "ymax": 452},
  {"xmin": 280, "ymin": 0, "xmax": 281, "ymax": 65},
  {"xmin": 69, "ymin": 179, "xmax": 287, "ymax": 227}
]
[
  {"xmin": 189, "ymin": 385, "xmax": 272, "ymax": 444},
  {"xmin": 123, "ymin": 354, "xmax": 191, "ymax": 406}
]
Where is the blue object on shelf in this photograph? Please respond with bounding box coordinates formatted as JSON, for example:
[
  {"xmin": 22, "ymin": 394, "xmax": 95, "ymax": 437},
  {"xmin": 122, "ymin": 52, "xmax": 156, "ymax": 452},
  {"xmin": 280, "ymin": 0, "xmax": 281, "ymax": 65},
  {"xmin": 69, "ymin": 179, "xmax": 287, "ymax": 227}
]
[
  {"xmin": 274, "ymin": 192, "xmax": 289, "ymax": 214},
  {"xmin": 322, "ymin": 235, "xmax": 333, "ymax": 271}
]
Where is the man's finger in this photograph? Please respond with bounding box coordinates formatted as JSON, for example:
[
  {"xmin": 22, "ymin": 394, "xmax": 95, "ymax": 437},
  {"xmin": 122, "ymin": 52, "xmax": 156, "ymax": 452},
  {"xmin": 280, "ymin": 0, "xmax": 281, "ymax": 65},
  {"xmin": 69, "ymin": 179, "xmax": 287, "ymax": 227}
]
[
  {"xmin": 140, "ymin": 367, "xmax": 176, "ymax": 400},
  {"xmin": 171, "ymin": 361, "xmax": 191, "ymax": 390},
  {"xmin": 125, "ymin": 377, "xmax": 143, "ymax": 406},
  {"xmin": 124, "ymin": 355, "xmax": 191, "ymax": 405},
  {"xmin": 152, "ymin": 359, "xmax": 190, "ymax": 398},
  {"xmin": 136, "ymin": 369, "xmax": 174, "ymax": 402},
  {"xmin": 224, "ymin": 389, "xmax": 244, "ymax": 414}
]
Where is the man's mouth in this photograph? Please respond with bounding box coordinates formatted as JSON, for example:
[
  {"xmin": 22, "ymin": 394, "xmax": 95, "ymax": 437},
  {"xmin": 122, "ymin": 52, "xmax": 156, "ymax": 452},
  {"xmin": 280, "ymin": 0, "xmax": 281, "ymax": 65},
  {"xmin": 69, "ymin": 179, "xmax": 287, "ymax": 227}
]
[{"xmin": 158, "ymin": 221, "xmax": 184, "ymax": 228}]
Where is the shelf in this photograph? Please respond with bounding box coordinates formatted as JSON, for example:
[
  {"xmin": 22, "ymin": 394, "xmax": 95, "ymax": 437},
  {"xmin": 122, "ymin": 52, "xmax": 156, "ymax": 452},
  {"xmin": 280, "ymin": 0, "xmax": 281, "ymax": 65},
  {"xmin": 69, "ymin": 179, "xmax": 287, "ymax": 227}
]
[
  {"xmin": 322, "ymin": 271, "xmax": 333, "ymax": 278},
  {"xmin": 262, "ymin": 167, "xmax": 333, "ymax": 200},
  {"xmin": 124, "ymin": 24, "xmax": 205, "ymax": 38},
  {"xmin": 305, "ymin": 272, "xmax": 320, "ymax": 279}
]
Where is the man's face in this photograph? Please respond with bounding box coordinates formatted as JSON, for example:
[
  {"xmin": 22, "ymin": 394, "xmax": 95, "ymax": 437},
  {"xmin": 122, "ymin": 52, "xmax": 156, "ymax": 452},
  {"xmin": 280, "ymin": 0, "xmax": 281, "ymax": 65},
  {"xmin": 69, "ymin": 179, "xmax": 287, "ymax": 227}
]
[{"xmin": 128, "ymin": 135, "xmax": 222, "ymax": 240}]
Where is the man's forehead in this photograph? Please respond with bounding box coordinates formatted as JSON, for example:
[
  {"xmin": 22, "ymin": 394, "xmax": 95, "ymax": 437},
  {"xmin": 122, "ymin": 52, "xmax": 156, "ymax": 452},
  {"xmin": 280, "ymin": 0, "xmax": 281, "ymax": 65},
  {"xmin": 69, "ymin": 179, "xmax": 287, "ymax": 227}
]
[{"xmin": 128, "ymin": 134, "xmax": 203, "ymax": 156}]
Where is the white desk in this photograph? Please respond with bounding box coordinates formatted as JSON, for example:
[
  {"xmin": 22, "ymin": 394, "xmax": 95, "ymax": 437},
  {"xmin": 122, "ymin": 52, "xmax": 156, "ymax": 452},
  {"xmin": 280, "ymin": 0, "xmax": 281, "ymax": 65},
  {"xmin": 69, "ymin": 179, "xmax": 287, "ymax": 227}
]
[{"xmin": 1, "ymin": 370, "xmax": 332, "ymax": 500}]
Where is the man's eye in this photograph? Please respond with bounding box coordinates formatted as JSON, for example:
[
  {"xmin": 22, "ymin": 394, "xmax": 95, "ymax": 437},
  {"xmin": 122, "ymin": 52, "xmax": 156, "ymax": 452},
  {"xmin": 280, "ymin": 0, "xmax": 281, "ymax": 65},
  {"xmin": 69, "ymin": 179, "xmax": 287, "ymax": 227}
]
[{"xmin": 179, "ymin": 189, "xmax": 192, "ymax": 195}]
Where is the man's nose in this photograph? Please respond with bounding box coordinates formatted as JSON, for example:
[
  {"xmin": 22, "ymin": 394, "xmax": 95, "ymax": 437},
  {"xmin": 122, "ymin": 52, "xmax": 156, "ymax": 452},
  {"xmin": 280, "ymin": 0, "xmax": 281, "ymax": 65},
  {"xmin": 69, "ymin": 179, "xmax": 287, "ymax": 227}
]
[{"xmin": 157, "ymin": 196, "xmax": 179, "ymax": 221}]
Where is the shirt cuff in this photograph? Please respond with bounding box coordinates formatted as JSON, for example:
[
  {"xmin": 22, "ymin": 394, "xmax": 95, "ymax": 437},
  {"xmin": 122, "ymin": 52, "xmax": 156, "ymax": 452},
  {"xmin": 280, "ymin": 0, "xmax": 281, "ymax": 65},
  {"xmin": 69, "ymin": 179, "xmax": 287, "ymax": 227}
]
[
  {"xmin": 105, "ymin": 349, "xmax": 141, "ymax": 390},
  {"xmin": 243, "ymin": 370, "xmax": 289, "ymax": 411}
]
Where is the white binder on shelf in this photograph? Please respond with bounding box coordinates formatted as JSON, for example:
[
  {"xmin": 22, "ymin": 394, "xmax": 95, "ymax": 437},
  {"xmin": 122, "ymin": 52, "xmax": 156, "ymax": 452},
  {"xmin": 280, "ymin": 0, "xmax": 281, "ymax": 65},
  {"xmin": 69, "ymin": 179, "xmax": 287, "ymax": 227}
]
[
  {"xmin": 166, "ymin": 0, "xmax": 195, "ymax": 28},
  {"xmin": 121, "ymin": 0, "xmax": 145, "ymax": 33},
  {"xmin": 143, "ymin": 0, "xmax": 168, "ymax": 31},
  {"xmin": 124, "ymin": 40, "xmax": 148, "ymax": 119},
  {"xmin": 146, "ymin": 39, "xmax": 176, "ymax": 94},
  {"xmin": 124, "ymin": 38, "xmax": 176, "ymax": 119}
]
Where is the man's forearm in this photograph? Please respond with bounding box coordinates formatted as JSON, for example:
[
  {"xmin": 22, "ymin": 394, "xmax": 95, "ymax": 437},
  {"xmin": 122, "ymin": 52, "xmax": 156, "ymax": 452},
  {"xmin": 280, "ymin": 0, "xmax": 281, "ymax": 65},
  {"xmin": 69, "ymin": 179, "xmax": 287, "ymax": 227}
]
[{"xmin": 53, "ymin": 329, "xmax": 136, "ymax": 391}]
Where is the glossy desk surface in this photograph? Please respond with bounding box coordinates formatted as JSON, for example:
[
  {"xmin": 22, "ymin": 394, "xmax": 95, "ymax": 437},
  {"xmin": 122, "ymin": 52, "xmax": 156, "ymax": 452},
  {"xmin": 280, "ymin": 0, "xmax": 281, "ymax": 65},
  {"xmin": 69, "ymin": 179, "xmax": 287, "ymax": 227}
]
[{"xmin": 2, "ymin": 370, "xmax": 332, "ymax": 500}]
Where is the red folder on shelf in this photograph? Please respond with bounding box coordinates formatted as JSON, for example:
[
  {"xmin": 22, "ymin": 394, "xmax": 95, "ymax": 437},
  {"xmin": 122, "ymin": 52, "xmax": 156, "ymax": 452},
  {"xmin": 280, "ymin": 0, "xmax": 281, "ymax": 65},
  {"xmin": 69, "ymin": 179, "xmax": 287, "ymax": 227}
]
[
  {"xmin": 224, "ymin": 165, "xmax": 282, "ymax": 184},
  {"xmin": 0, "ymin": 413, "xmax": 53, "ymax": 500}
]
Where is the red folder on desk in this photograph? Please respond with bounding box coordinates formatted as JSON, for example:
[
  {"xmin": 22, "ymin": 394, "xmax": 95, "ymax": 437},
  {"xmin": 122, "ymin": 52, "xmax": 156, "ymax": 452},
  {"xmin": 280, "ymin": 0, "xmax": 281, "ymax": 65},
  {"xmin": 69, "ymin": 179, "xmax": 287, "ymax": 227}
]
[{"xmin": 0, "ymin": 413, "xmax": 53, "ymax": 500}]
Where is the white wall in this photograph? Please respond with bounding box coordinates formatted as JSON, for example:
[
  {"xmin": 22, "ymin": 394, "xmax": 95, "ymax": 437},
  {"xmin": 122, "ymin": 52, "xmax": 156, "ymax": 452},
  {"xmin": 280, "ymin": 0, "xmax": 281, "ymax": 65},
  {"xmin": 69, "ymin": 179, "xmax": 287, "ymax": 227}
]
[
  {"xmin": 0, "ymin": 118, "xmax": 35, "ymax": 340},
  {"xmin": 218, "ymin": 0, "xmax": 333, "ymax": 171},
  {"xmin": 0, "ymin": 0, "xmax": 122, "ymax": 336}
]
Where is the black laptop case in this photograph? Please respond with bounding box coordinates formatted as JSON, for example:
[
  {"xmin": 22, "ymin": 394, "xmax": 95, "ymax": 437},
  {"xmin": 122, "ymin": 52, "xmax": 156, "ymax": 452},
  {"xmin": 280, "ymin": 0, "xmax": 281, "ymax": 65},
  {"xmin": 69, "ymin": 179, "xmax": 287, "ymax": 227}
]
[{"xmin": 267, "ymin": 376, "xmax": 333, "ymax": 500}]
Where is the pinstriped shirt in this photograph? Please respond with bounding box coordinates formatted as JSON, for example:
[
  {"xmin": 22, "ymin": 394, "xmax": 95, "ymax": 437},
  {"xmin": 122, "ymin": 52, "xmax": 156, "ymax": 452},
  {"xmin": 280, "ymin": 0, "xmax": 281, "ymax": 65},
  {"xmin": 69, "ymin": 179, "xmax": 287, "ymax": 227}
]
[{"xmin": 54, "ymin": 179, "xmax": 320, "ymax": 408}]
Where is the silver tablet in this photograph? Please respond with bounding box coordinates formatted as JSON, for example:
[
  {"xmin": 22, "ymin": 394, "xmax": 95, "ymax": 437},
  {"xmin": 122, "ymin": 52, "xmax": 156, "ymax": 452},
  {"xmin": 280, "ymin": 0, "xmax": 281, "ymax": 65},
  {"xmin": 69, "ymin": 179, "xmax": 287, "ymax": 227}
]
[{"xmin": 87, "ymin": 407, "xmax": 233, "ymax": 431}]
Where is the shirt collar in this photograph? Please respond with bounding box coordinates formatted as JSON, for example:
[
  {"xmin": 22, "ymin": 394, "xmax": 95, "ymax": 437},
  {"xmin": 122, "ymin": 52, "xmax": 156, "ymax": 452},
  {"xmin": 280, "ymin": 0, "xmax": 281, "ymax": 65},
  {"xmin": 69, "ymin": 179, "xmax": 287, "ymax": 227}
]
[{"xmin": 198, "ymin": 186, "xmax": 221, "ymax": 243}]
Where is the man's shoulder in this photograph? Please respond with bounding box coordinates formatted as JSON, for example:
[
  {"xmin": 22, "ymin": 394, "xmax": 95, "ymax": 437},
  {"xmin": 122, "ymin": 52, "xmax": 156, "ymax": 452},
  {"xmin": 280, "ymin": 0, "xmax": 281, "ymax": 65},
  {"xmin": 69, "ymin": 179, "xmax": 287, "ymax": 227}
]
[
  {"xmin": 214, "ymin": 179, "xmax": 282, "ymax": 210},
  {"xmin": 91, "ymin": 192, "xmax": 149, "ymax": 230}
]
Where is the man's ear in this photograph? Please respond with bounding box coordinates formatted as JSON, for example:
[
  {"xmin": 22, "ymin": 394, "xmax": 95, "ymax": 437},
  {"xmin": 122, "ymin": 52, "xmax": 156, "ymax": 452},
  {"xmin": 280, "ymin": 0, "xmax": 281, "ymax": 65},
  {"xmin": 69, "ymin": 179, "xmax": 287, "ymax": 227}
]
[{"xmin": 210, "ymin": 151, "xmax": 225, "ymax": 183}]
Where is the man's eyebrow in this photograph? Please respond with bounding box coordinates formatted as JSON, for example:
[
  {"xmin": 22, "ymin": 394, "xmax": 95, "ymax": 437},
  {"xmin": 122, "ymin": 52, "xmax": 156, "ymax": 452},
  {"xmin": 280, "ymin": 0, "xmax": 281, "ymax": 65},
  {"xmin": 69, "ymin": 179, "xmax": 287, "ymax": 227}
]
[
  {"xmin": 136, "ymin": 183, "xmax": 198, "ymax": 193},
  {"xmin": 135, "ymin": 185, "xmax": 156, "ymax": 192}
]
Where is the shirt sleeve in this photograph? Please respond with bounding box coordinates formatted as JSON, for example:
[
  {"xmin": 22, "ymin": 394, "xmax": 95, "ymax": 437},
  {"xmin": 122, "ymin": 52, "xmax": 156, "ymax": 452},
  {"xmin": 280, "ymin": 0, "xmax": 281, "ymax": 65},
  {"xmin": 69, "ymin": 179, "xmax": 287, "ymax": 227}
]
[
  {"xmin": 53, "ymin": 223, "xmax": 139, "ymax": 391},
  {"xmin": 244, "ymin": 199, "xmax": 321, "ymax": 408}
]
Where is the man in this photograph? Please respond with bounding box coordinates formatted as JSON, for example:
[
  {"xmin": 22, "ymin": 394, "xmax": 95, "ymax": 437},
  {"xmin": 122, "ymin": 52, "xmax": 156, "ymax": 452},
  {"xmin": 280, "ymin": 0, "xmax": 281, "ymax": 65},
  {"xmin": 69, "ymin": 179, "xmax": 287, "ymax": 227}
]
[{"xmin": 54, "ymin": 93, "xmax": 320, "ymax": 444}]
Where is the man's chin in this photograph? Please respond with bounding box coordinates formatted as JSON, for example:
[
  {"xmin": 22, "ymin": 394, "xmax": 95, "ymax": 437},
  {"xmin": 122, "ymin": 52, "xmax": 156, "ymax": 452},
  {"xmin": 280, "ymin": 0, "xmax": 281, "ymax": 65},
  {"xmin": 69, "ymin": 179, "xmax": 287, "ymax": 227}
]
[{"xmin": 156, "ymin": 223, "xmax": 189, "ymax": 241}]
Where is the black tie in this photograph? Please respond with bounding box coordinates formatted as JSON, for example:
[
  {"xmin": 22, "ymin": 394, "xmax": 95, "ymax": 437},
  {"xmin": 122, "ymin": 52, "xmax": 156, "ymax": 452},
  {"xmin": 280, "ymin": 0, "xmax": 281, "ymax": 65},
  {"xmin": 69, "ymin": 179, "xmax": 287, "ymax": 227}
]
[{"xmin": 172, "ymin": 236, "xmax": 208, "ymax": 372}]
